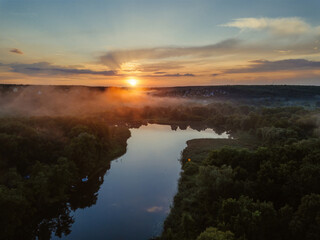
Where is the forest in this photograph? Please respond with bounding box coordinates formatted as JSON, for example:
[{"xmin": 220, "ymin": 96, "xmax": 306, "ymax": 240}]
[{"xmin": 158, "ymin": 105, "xmax": 320, "ymax": 240}]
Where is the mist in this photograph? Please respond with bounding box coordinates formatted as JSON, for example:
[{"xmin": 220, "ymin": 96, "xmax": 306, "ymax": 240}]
[{"xmin": 0, "ymin": 85, "xmax": 187, "ymax": 117}]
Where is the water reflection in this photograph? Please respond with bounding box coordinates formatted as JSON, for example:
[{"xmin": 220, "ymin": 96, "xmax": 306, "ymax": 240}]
[
  {"xmin": 69, "ymin": 163, "xmax": 110, "ymax": 210},
  {"xmin": 59, "ymin": 124, "xmax": 227, "ymax": 240}
]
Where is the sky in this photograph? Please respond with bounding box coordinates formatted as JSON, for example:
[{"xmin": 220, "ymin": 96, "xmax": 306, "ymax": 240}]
[{"xmin": 0, "ymin": 0, "xmax": 320, "ymax": 87}]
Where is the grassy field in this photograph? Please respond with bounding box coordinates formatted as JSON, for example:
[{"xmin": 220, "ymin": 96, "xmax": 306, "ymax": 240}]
[{"xmin": 181, "ymin": 137, "xmax": 258, "ymax": 164}]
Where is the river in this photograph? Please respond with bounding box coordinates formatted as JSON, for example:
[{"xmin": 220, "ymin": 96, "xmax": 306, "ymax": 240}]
[{"xmin": 59, "ymin": 124, "xmax": 228, "ymax": 240}]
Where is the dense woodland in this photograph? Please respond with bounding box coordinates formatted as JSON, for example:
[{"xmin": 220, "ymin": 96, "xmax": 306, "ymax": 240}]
[{"xmin": 158, "ymin": 105, "xmax": 320, "ymax": 240}]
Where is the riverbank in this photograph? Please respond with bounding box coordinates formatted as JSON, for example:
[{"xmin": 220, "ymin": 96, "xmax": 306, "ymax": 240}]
[
  {"xmin": 159, "ymin": 132, "xmax": 320, "ymax": 240},
  {"xmin": 0, "ymin": 117, "xmax": 131, "ymax": 240}
]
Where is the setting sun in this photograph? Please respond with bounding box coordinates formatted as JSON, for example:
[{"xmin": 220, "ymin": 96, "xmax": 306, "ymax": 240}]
[{"xmin": 127, "ymin": 78, "xmax": 138, "ymax": 87}]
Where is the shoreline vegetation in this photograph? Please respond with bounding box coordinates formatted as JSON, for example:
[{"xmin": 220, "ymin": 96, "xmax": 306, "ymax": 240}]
[
  {"xmin": 157, "ymin": 107, "xmax": 320, "ymax": 240},
  {"xmin": 0, "ymin": 117, "xmax": 130, "ymax": 240}
]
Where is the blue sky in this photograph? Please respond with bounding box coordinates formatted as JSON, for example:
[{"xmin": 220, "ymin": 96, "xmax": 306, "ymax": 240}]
[{"xmin": 1, "ymin": 0, "xmax": 320, "ymax": 86}]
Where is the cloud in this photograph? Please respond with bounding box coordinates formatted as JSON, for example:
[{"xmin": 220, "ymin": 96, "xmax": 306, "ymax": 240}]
[
  {"xmin": 99, "ymin": 35, "xmax": 320, "ymax": 73},
  {"xmin": 139, "ymin": 62, "xmax": 185, "ymax": 72},
  {"xmin": 10, "ymin": 48, "xmax": 23, "ymax": 55},
  {"xmin": 142, "ymin": 73, "xmax": 195, "ymax": 78},
  {"xmin": 212, "ymin": 73, "xmax": 220, "ymax": 77},
  {"xmin": 223, "ymin": 17, "xmax": 313, "ymax": 35},
  {"xmin": 2, "ymin": 62, "xmax": 117, "ymax": 76},
  {"xmin": 99, "ymin": 39, "xmax": 241, "ymax": 69},
  {"xmin": 222, "ymin": 59, "xmax": 320, "ymax": 74},
  {"xmin": 162, "ymin": 73, "xmax": 195, "ymax": 77}
]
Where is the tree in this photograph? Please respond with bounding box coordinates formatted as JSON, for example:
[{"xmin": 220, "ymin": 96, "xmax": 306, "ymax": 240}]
[
  {"xmin": 67, "ymin": 132, "xmax": 99, "ymax": 176},
  {"xmin": 196, "ymin": 227, "xmax": 235, "ymax": 240},
  {"xmin": 290, "ymin": 194, "xmax": 320, "ymax": 240}
]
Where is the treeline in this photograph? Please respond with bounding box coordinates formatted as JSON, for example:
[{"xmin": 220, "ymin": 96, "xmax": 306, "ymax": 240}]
[
  {"xmin": 159, "ymin": 106, "xmax": 320, "ymax": 240},
  {"xmin": 100, "ymin": 103, "xmax": 318, "ymax": 142},
  {"xmin": 0, "ymin": 117, "xmax": 130, "ymax": 240},
  {"xmin": 150, "ymin": 85, "xmax": 320, "ymax": 104}
]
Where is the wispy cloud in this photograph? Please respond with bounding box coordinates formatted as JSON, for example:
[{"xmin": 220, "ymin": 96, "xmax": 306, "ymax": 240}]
[
  {"xmin": 98, "ymin": 35, "xmax": 320, "ymax": 74},
  {"xmin": 139, "ymin": 62, "xmax": 185, "ymax": 72},
  {"xmin": 99, "ymin": 39, "xmax": 241, "ymax": 69},
  {"xmin": 10, "ymin": 48, "xmax": 23, "ymax": 55},
  {"xmin": 222, "ymin": 59, "xmax": 320, "ymax": 74},
  {"xmin": 2, "ymin": 62, "xmax": 117, "ymax": 76},
  {"xmin": 142, "ymin": 72, "xmax": 195, "ymax": 78},
  {"xmin": 223, "ymin": 17, "xmax": 318, "ymax": 36},
  {"xmin": 162, "ymin": 73, "xmax": 195, "ymax": 77},
  {"xmin": 212, "ymin": 73, "xmax": 220, "ymax": 77}
]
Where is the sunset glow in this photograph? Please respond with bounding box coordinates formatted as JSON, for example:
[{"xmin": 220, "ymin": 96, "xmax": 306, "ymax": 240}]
[
  {"xmin": 0, "ymin": 0, "xmax": 319, "ymax": 86},
  {"xmin": 127, "ymin": 78, "xmax": 138, "ymax": 87}
]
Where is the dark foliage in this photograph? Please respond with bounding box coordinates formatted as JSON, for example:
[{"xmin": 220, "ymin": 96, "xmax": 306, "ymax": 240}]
[
  {"xmin": 0, "ymin": 117, "xmax": 130, "ymax": 240},
  {"xmin": 160, "ymin": 106, "xmax": 320, "ymax": 240}
]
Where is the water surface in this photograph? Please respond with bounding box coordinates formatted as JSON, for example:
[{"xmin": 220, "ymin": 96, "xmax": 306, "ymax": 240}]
[{"xmin": 62, "ymin": 124, "xmax": 228, "ymax": 240}]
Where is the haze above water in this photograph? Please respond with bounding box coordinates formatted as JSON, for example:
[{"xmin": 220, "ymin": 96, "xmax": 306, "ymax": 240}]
[{"xmin": 59, "ymin": 124, "xmax": 228, "ymax": 240}]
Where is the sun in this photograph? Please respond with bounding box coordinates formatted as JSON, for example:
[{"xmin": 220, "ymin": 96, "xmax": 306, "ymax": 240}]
[{"xmin": 127, "ymin": 78, "xmax": 138, "ymax": 87}]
